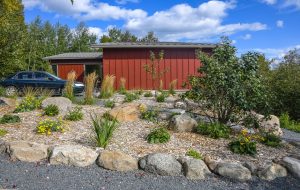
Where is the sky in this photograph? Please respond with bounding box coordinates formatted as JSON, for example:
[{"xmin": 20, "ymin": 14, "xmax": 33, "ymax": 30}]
[{"xmin": 23, "ymin": 0, "xmax": 300, "ymax": 59}]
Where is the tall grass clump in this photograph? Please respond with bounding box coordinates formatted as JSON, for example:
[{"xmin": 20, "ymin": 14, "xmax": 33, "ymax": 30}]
[
  {"xmin": 90, "ymin": 114, "xmax": 118, "ymax": 148},
  {"xmin": 158, "ymin": 80, "xmax": 164, "ymax": 92},
  {"xmin": 84, "ymin": 72, "xmax": 97, "ymax": 105},
  {"xmin": 99, "ymin": 75, "xmax": 115, "ymax": 99},
  {"xmin": 64, "ymin": 71, "xmax": 76, "ymax": 100},
  {"xmin": 119, "ymin": 77, "xmax": 127, "ymax": 94},
  {"xmin": 169, "ymin": 79, "xmax": 177, "ymax": 95}
]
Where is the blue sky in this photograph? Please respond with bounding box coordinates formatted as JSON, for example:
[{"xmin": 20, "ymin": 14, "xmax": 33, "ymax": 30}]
[{"xmin": 23, "ymin": 0, "xmax": 300, "ymax": 59}]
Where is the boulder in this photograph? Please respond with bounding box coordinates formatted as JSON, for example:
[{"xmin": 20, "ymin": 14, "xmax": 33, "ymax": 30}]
[
  {"xmin": 183, "ymin": 158, "xmax": 211, "ymax": 179},
  {"xmin": 243, "ymin": 162, "xmax": 257, "ymax": 174},
  {"xmin": 50, "ymin": 145, "xmax": 98, "ymax": 167},
  {"xmin": 174, "ymin": 101, "xmax": 187, "ymax": 110},
  {"xmin": 203, "ymin": 155, "xmax": 219, "ymax": 171},
  {"xmin": 41, "ymin": 97, "xmax": 72, "ymax": 114},
  {"xmin": 0, "ymin": 97, "xmax": 16, "ymax": 107},
  {"xmin": 0, "ymin": 140, "xmax": 7, "ymax": 153},
  {"xmin": 215, "ymin": 162, "xmax": 252, "ymax": 181},
  {"xmin": 139, "ymin": 153, "xmax": 182, "ymax": 176},
  {"xmin": 97, "ymin": 151, "xmax": 138, "ymax": 171},
  {"xmin": 258, "ymin": 163, "xmax": 287, "ymax": 181},
  {"xmin": 7, "ymin": 141, "xmax": 49, "ymax": 162},
  {"xmin": 282, "ymin": 157, "xmax": 300, "ymax": 179},
  {"xmin": 169, "ymin": 114, "xmax": 197, "ymax": 132},
  {"xmin": 108, "ymin": 103, "xmax": 141, "ymax": 122},
  {"xmin": 254, "ymin": 113, "xmax": 282, "ymax": 136}
]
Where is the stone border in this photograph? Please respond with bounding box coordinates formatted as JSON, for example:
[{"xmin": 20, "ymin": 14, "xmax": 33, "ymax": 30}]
[{"xmin": 1, "ymin": 140, "xmax": 299, "ymax": 181}]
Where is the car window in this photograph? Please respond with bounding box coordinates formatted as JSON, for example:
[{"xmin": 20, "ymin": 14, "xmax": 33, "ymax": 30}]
[
  {"xmin": 35, "ymin": 72, "xmax": 51, "ymax": 80},
  {"xmin": 17, "ymin": 72, "xmax": 33, "ymax": 80}
]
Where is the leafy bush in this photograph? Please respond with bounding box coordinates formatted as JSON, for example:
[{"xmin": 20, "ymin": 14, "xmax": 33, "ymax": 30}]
[
  {"xmin": 156, "ymin": 93, "xmax": 166, "ymax": 102},
  {"xmin": 104, "ymin": 100, "xmax": 115, "ymax": 108},
  {"xmin": 229, "ymin": 130, "xmax": 257, "ymax": 155},
  {"xmin": 243, "ymin": 114, "xmax": 260, "ymax": 129},
  {"xmin": 99, "ymin": 75, "xmax": 115, "ymax": 99},
  {"xmin": 186, "ymin": 149, "xmax": 202, "ymax": 159},
  {"xmin": 90, "ymin": 114, "xmax": 118, "ymax": 148},
  {"xmin": 64, "ymin": 106, "xmax": 83, "ymax": 121},
  {"xmin": 0, "ymin": 86, "xmax": 6, "ymax": 97},
  {"xmin": 144, "ymin": 91, "xmax": 153, "ymax": 97},
  {"xmin": 147, "ymin": 127, "xmax": 170, "ymax": 144},
  {"xmin": 36, "ymin": 118, "xmax": 64, "ymax": 135},
  {"xmin": 280, "ymin": 113, "xmax": 300, "ymax": 133},
  {"xmin": 261, "ymin": 132, "xmax": 282, "ymax": 147},
  {"xmin": 14, "ymin": 95, "xmax": 42, "ymax": 113},
  {"xmin": 141, "ymin": 109, "xmax": 158, "ymax": 122},
  {"xmin": 0, "ymin": 129, "xmax": 8, "ymax": 137},
  {"xmin": 0, "ymin": 114, "xmax": 21, "ymax": 124},
  {"xmin": 124, "ymin": 92, "xmax": 139, "ymax": 102},
  {"xmin": 196, "ymin": 122, "xmax": 230, "ymax": 139},
  {"xmin": 43, "ymin": 104, "xmax": 59, "ymax": 116}
]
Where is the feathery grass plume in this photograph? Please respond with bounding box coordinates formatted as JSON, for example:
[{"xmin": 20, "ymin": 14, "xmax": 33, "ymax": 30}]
[
  {"xmin": 169, "ymin": 79, "xmax": 177, "ymax": 95},
  {"xmin": 84, "ymin": 72, "xmax": 97, "ymax": 105},
  {"xmin": 38, "ymin": 88, "xmax": 54, "ymax": 99},
  {"xmin": 119, "ymin": 77, "xmax": 127, "ymax": 94},
  {"xmin": 99, "ymin": 75, "xmax": 115, "ymax": 99},
  {"xmin": 65, "ymin": 71, "xmax": 77, "ymax": 100},
  {"xmin": 158, "ymin": 79, "xmax": 163, "ymax": 92},
  {"xmin": 23, "ymin": 86, "xmax": 38, "ymax": 97}
]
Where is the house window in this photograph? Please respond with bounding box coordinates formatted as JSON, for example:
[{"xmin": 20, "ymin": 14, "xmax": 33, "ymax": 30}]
[{"xmin": 51, "ymin": 65, "xmax": 58, "ymax": 76}]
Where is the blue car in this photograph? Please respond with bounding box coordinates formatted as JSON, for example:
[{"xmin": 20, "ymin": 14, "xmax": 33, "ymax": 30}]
[{"xmin": 0, "ymin": 71, "xmax": 84, "ymax": 96}]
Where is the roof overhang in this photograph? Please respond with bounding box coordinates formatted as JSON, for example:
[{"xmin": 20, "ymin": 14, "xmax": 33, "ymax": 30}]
[{"xmin": 43, "ymin": 52, "xmax": 102, "ymax": 61}]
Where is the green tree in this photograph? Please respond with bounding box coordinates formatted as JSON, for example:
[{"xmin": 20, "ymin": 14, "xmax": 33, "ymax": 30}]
[
  {"xmin": 0, "ymin": 0, "xmax": 27, "ymax": 77},
  {"xmin": 100, "ymin": 27, "xmax": 137, "ymax": 43},
  {"xmin": 139, "ymin": 31, "xmax": 158, "ymax": 43},
  {"xmin": 185, "ymin": 37, "xmax": 269, "ymax": 124},
  {"xmin": 70, "ymin": 22, "xmax": 97, "ymax": 52}
]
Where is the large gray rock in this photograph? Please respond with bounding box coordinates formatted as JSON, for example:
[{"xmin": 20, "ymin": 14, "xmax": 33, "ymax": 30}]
[
  {"xmin": 7, "ymin": 141, "xmax": 49, "ymax": 162},
  {"xmin": 258, "ymin": 163, "xmax": 287, "ymax": 181},
  {"xmin": 41, "ymin": 97, "xmax": 72, "ymax": 114},
  {"xmin": 139, "ymin": 153, "xmax": 182, "ymax": 176},
  {"xmin": 254, "ymin": 113, "xmax": 282, "ymax": 136},
  {"xmin": 183, "ymin": 158, "xmax": 211, "ymax": 179},
  {"xmin": 203, "ymin": 155, "xmax": 219, "ymax": 171},
  {"xmin": 174, "ymin": 101, "xmax": 187, "ymax": 110},
  {"xmin": 50, "ymin": 145, "xmax": 98, "ymax": 167},
  {"xmin": 282, "ymin": 157, "xmax": 300, "ymax": 179},
  {"xmin": 169, "ymin": 114, "xmax": 197, "ymax": 132},
  {"xmin": 215, "ymin": 162, "xmax": 252, "ymax": 181},
  {"xmin": 97, "ymin": 151, "xmax": 138, "ymax": 171}
]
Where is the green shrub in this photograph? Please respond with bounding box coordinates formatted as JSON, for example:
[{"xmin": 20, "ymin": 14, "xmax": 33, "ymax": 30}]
[
  {"xmin": 156, "ymin": 93, "xmax": 166, "ymax": 102},
  {"xmin": 261, "ymin": 132, "xmax": 282, "ymax": 147},
  {"xmin": 186, "ymin": 149, "xmax": 202, "ymax": 159},
  {"xmin": 229, "ymin": 130, "xmax": 257, "ymax": 155},
  {"xmin": 104, "ymin": 100, "xmax": 115, "ymax": 108},
  {"xmin": 43, "ymin": 104, "xmax": 59, "ymax": 116},
  {"xmin": 14, "ymin": 95, "xmax": 42, "ymax": 113},
  {"xmin": 65, "ymin": 106, "xmax": 83, "ymax": 121},
  {"xmin": 0, "ymin": 86, "xmax": 6, "ymax": 97},
  {"xmin": 134, "ymin": 89, "xmax": 144, "ymax": 95},
  {"xmin": 243, "ymin": 114, "xmax": 260, "ymax": 129},
  {"xmin": 144, "ymin": 91, "xmax": 153, "ymax": 97},
  {"xmin": 0, "ymin": 114, "xmax": 21, "ymax": 124},
  {"xmin": 141, "ymin": 109, "xmax": 158, "ymax": 122},
  {"xmin": 147, "ymin": 127, "xmax": 170, "ymax": 144},
  {"xmin": 36, "ymin": 118, "xmax": 64, "ymax": 135},
  {"xmin": 90, "ymin": 114, "xmax": 118, "ymax": 148},
  {"xmin": 280, "ymin": 113, "xmax": 300, "ymax": 133},
  {"xmin": 124, "ymin": 92, "xmax": 139, "ymax": 102},
  {"xmin": 0, "ymin": 129, "xmax": 8, "ymax": 137},
  {"xmin": 196, "ymin": 122, "xmax": 230, "ymax": 139}
]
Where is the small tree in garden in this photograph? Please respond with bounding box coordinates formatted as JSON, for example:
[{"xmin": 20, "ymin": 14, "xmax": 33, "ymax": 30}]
[
  {"xmin": 144, "ymin": 50, "xmax": 168, "ymax": 96},
  {"xmin": 184, "ymin": 37, "xmax": 269, "ymax": 124}
]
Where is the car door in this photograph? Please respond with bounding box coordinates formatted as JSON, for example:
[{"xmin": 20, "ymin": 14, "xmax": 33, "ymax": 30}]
[
  {"xmin": 34, "ymin": 72, "xmax": 58, "ymax": 91},
  {"xmin": 15, "ymin": 72, "xmax": 36, "ymax": 89}
]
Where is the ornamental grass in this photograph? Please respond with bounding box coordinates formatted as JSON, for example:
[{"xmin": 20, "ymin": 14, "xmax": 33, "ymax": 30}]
[
  {"xmin": 84, "ymin": 72, "xmax": 97, "ymax": 105},
  {"xmin": 99, "ymin": 75, "xmax": 115, "ymax": 99}
]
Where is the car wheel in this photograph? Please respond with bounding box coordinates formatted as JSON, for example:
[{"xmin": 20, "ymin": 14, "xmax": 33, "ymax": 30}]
[{"xmin": 5, "ymin": 86, "xmax": 17, "ymax": 96}]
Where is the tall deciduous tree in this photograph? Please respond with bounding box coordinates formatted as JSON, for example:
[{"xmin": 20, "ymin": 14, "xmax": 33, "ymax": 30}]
[
  {"xmin": 0, "ymin": 0, "xmax": 27, "ymax": 78},
  {"xmin": 70, "ymin": 22, "xmax": 97, "ymax": 52},
  {"xmin": 139, "ymin": 31, "xmax": 158, "ymax": 43}
]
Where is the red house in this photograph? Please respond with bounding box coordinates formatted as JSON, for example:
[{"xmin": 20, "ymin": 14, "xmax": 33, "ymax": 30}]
[{"xmin": 44, "ymin": 42, "xmax": 216, "ymax": 90}]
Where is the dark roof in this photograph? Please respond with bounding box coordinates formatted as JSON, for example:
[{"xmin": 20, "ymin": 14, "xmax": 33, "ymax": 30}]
[
  {"xmin": 91, "ymin": 42, "xmax": 216, "ymax": 49},
  {"xmin": 43, "ymin": 52, "xmax": 102, "ymax": 60}
]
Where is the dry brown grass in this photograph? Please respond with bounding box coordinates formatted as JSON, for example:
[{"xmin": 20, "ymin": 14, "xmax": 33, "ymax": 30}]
[
  {"xmin": 158, "ymin": 79, "xmax": 164, "ymax": 91},
  {"xmin": 119, "ymin": 77, "xmax": 126, "ymax": 94},
  {"xmin": 84, "ymin": 72, "xmax": 98, "ymax": 104},
  {"xmin": 99, "ymin": 75, "xmax": 115, "ymax": 99},
  {"xmin": 65, "ymin": 71, "xmax": 77, "ymax": 100},
  {"xmin": 169, "ymin": 79, "xmax": 177, "ymax": 95}
]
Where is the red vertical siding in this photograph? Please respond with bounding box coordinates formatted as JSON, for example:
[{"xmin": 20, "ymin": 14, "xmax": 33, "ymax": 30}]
[{"xmin": 58, "ymin": 64, "xmax": 84, "ymax": 82}]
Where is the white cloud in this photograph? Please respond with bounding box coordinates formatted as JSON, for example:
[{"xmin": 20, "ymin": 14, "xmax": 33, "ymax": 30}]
[
  {"xmin": 254, "ymin": 44, "xmax": 300, "ymax": 59},
  {"xmin": 88, "ymin": 27, "xmax": 105, "ymax": 37},
  {"xmin": 283, "ymin": 0, "xmax": 300, "ymax": 9},
  {"xmin": 276, "ymin": 20, "xmax": 284, "ymax": 27},
  {"xmin": 261, "ymin": 0, "xmax": 277, "ymax": 5},
  {"xmin": 241, "ymin": 34, "xmax": 252, "ymax": 40},
  {"xmin": 115, "ymin": 0, "xmax": 139, "ymax": 5}
]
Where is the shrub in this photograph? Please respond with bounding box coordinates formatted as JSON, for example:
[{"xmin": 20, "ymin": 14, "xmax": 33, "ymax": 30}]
[
  {"xmin": 0, "ymin": 129, "xmax": 8, "ymax": 137},
  {"xmin": 229, "ymin": 129, "xmax": 257, "ymax": 155},
  {"xmin": 186, "ymin": 149, "xmax": 202, "ymax": 159},
  {"xmin": 14, "ymin": 95, "xmax": 42, "ymax": 113},
  {"xmin": 0, "ymin": 86, "xmax": 6, "ymax": 97},
  {"xmin": 65, "ymin": 106, "xmax": 83, "ymax": 121},
  {"xmin": 134, "ymin": 89, "xmax": 144, "ymax": 95},
  {"xmin": 64, "ymin": 71, "xmax": 76, "ymax": 100},
  {"xmin": 196, "ymin": 122, "xmax": 230, "ymax": 139},
  {"xmin": 90, "ymin": 114, "xmax": 118, "ymax": 148},
  {"xmin": 119, "ymin": 77, "xmax": 127, "ymax": 95},
  {"xmin": 43, "ymin": 104, "xmax": 59, "ymax": 116},
  {"xmin": 280, "ymin": 113, "xmax": 300, "ymax": 133},
  {"xmin": 0, "ymin": 114, "xmax": 21, "ymax": 124},
  {"xmin": 141, "ymin": 109, "xmax": 158, "ymax": 122},
  {"xmin": 156, "ymin": 93, "xmax": 166, "ymax": 102},
  {"xmin": 243, "ymin": 114, "xmax": 260, "ymax": 129},
  {"xmin": 124, "ymin": 92, "xmax": 139, "ymax": 102},
  {"xmin": 261, "ymin": 132, "xmax": 282, "ymax": 147},
  {"xmin": 144, "ymin": 91, "xmax": 153, "ymax": 97},
  {"xmin": 147, "ymin": 127, "xmax": 170, "ymax": 144},
  {"xmin": 84, "ymin": 72, "xmax": 97, "ymax": 105},
  {"xmin": 36, "ymin": 118, "xmax": 64, "ymax": 135},
  {"xmin": 169, "ymin": 79, "xmax": 177, "ymax": 95},
  {"xmin": 104, "ymin": 100, "xmax": 115, "ymax": 108},
  {"xmin": 99, "ymin": 75, "xmax": 115, "ymax": 99}
]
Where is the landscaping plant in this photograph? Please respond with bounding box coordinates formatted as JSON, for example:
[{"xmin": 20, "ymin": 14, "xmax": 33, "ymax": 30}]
[
  {"xmin": 196, "ymin": 122, "xmax": 230, "ymax": 139},
  {"xmin": 0, "ymin": 86, "xmax": 6, "ymax": 97},
  {"xmin": 104, "ymin": 100, "xmax": 115, "ymax": 108},
  {"xmin": 43, "ymin": 104, "xmax": 59, "ymax": 116},
  {"xmin": 186, "ymin": 149, "xmax": 202, "ymax": 160},
  {"xmin": 84, "ymin": 72, "xmax": 97, "ymax": 105},
  {"xmin": 14, "ymin": 95, "xmax": 42, "ymax": 113},
  {"xmin": 147, "ymin": 127, "xmax": 170, "ymax": 144},
  {"xmin": 169, "ymin": 79, "xmax": 177, "ymax": 95},
  {"xmin": 144, "ymin": 91, "xmax": 153, "ymax": 97},
  {"xmin": 0, "ymin": 114, "xmax": 21, "ymax": 124},
  {"xmin": 229, "ymin": 129, "xmax": 257, "ymax": 155},
  {"xmin": 99, "ymin": 75, "xmax": 115, "ymax": 99},
  {"xmin": 124, "ymin": 92, "xmax": 139, "ymax": 102},
  {"xmin": 119, "ymin": 77, "xmax": 127, "ymax": 95},
  {"xmin": 0, "ymin": 129, "xmax": 8, "ymax": 137},
  {"xmin": 280, "ymin": 113, "xmax": 300, "ymax": 133},
  {"xmin": 102, "ymin": 112, "xmax": 117, "ymax": 122},
  {"xmin": 36, "ymin": 118, "xmax": 64, "ymax": 135},
  {"xmin": 141, "ymin": 108, "xmax": 158, "ymax": 122},
  {"xmin": 64, "ymin": 106, "xmax": 83, "ymax": 121},
  {"xmin": 158, "ymin": 80, "xmax": 163, "ymax": 92},
  {"xmin": 156, "ymin": 93, "xmax": 166, "ymax": 102},
  {"xmin": 90, "ymin": 114, "xmax": 118, "ymax": 148},
  {"xmin": 64, "ymin": 71, "xmax": 76, "ymax": 100},
  {"xmin": 261, "ymin": 132, "xmax": 282, "ymax": 147}
]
